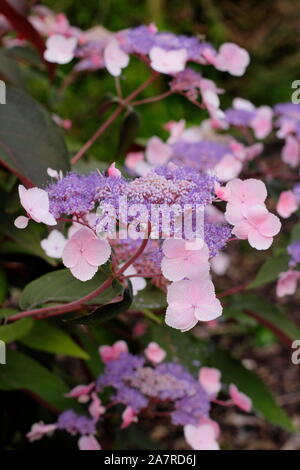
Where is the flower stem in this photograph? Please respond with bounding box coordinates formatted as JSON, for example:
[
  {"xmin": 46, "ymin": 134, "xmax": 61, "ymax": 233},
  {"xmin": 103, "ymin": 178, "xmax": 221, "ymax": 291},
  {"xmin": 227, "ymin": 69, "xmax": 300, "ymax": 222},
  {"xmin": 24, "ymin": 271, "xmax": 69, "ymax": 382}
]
[
  {"xmin": 71, "ymin": 72, "xmax": 159, "ymax": 165},
  {"xmin": 131, "ymin": 90, "xmax": 173, "ymax": 106},
  {"xmin": 217, "ymin": 282, "xmax": 249, "ymax": 298},
  {"xmin": 9, "ymin": 236, "xmax": 150, "ymax": 322}
]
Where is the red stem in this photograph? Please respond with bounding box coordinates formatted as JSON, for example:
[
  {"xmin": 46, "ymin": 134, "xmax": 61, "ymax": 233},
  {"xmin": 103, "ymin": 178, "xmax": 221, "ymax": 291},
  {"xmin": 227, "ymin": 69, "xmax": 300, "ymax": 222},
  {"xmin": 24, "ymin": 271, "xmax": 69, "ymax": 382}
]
[
  {"xmin": 131, "ymin": 90, "xmax": 173, "ymax": 106},
  {"xmin": 0, "ymin": 0, "xmax": 56, "ymax": 80},
  {"xmin": 71, "ymin": 72, "xmax": 159, "ymax": 164},
  {"xmin": 8, "ymin": 236, "xmax": 149, "ymax": 322},
  {"xmin": 218, "ymin": 283, "xmax": 249, "ymax": 298},
  {"xmin": 244, "ymin": 310, "xmax": 292, "ymax": 346}
]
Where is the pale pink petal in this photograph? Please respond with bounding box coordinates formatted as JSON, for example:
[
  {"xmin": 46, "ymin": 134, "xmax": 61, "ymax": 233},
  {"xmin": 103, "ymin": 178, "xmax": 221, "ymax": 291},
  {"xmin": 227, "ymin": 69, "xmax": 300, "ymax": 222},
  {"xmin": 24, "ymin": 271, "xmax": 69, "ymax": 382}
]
[
  {"xmin": 215, "ymin": 154, "xmax": 243, "ymax": 182},
  {"xmin": 276, "ymin": 270, "xmax": 300, "ymax": 297},
  {"xmin": 250, "ymin": 106, "xmax": 273, "ymax": 139},
  {"xmin": 145, "ymin": 137, "xmax": 172, "ymax": 166},
  {"xmin": 165, "ymin": 303, "xmax": 198, "ymax": 331},
  {"xmin": 71, "ymin": 257, "xmax": 98, "ymax": 282},
  {"xmin": 211, "ymin": 253, "xmax": 230, "ymax": 276},
  {"xmin": 14, "ymin": 216, "xmax": 29, "ymax": 229},
  {"xmin": 145, "ymin": 342, "xmax": 166, "ymax": 363},
  {"xmin": 84, "ymin": 238, "xmax": 111, "ymax": 266},
  {"xmin": 99, "ymin": 340, "xmax": 128, "ymax": 363},
  {"xmin": 44, "ymin": 34, "xmax": 77, "ymax": 64},
  {"xmin": 113, "ymin": 340, "xmax": 129, "ymax": 355},
  {"xmin": 282, "ymin": 135, "xmax": 300, "ymax": 168},
  {"xmin": 65, "ymin": 383, "xmax": 95, "ymax": 401},
  {"xmin": 98, "ymin": 345, "xmax": 114, "ymax": 363},
  {"xmin": 166, "ymin": 279, "xmax": 191, "ymax": 304},
  {"xmin": 149, "ymin": 46, "xmax": 187, "ymax": 74},
  {"xmin": 225, "ymin": 203, "xmax": 244, "ymax": 225},
  {"xmin": 62, "ymin": 240, "xmax": 81, "ymax": 268},
  {"xmin": 277, "ymin": 190, "xmax": 298, "ymax": 219},
  {"xmin": 215, "ymin": 43, "xmax": 250, "ymax": 76},
  {"xmin": 224, "ymin": 178, "xmax": 244, "ymax": 202},
  {"xmin": 229, "ymin": 384, "xmax": 252, "ymax": 412},
  {"xmin": 120, "ymin": 264, "xmax": 146, "ymax": 295},
  {"xmin": 162, "ymin": 238, "xmax": 187, "ymax": 258},
  {"xmin": 78, "ymin": 435, "xmax": 101, "ymax": 451},
  {"xmin": 27, "ymin": 422, "xmax": 57, "ymax": 442},
  {"xmin": 104, "ymin": 38, "xmax": 129, "ymax": 77},
  {"xmin": 108, "ymin": 162, "xmax": 122, "ymax": 178},
  {"xmin": 89, "ymin": 392, "xmax": 106, "ymax": 421},
  {"xmin": 161, "ymin": 256, "xmax": 191, "ymax": 282},
  {"xmin": 165, "ymin": 119, "xmax": 186, "ymax": 144},
  {"xmin": 199, "ymin": 367, "xmax": 222, "ymax": 396},
  {"xmin": 194, "ymin": 297, "xmax": 223, "ymax": 322},
  {"xmin": 247, "ymin": 228, "xmax": 273, "ymax": 250},
  {"xmin": 121, "ymin": 406, "xmax": 138, "ymax": 429},
  {"xmin": 18, "ymin": 185, "xmax": 29, "ymax": 208},
  {"xmin": 125, "ymin": 152, "xmax": 144, "ymax": 170},
  {"xmin": 41, "ymin": 230, "xmax": 67, "ymax": 258},
  {"xmin": 233, "ymin": 97, "xmax": 255, "ymax": 111},
  {"xmin": 246, "ymin": 205, "xmax": 281, "ymax": 237},
  {"xmin": 69, "ymin": 227, "xmax": 95, "ymax": 247},
  {"xmin": 38, "ymin": 211, "xmax": 57, "ymax": 226},
  {"xmin": 184, "ymin": 422, "xmax": 220, "ymax": 450},
  {"xmin": 231, "ymin": 220, "xmax": 251, "ymax": 240},
  {"xmin": 242, "ymin": 179, "xmax": 268, "ymax": 206}
]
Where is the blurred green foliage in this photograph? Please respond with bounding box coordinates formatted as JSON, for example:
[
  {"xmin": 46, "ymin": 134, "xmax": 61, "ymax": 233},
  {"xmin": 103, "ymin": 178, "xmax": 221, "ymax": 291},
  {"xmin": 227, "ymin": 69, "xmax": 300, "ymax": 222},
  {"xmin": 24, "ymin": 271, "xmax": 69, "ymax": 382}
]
[{"xmin": 35, "ymin": 0, "xmax": 300, "ymax": 162}]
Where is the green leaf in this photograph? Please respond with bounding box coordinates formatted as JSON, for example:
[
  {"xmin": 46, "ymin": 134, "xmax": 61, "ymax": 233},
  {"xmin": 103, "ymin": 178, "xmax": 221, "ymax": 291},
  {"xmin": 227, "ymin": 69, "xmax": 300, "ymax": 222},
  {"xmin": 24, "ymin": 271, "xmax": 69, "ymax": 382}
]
[
  {"xmin": 9, "ymin": 46, "xmax": 43, "ymax": 68},
  {"xmin": 0, "ymin": 349, "xmax": 72, "ymax": 410},
  {"xmin": 0, "ymin": 318, "xmax": 33, "ymax": 343},
  {"xmin": 149, "ymin": 325, "xmax": 294, "ymax": 431},
  {"xmin": 0, "ymin": 308, "xmax": 18, "ymax": 320},
  {"xmin": 20, "ymin": 321, "xmax": 89, "ymax": 359},
  {"xmin": 20, "ymin": 268, "xmax": 123, "ymax": 310},
  {"xmin": 0, "ymin": 48, "xmax": 24, "ymax": 88},
  {"xmin": 0, "ymin": 86, "xmax": 70, "ymax": 186},
  {"xmin": 249, "ymin": 254, "xmax": 289, "ymax": 288},
  {"xmin": 75, "ymin": 325, "xmax": 119, "ymax": 377},
  {"xmin": 69, "ymin": 284, "xmax": 133, "ymax": 324},
  {"xmin": 291, "ymin": 222, "xmax": 300, "ymax": 243},
  {"xmin": 0, "ymin": 215, "xmax": 56, "ymax": 264},
  {"xmin": 230, "ymin": 293, "xmax": 300, "ymax": 343},
  {"xmin": 0, "ymin": 268, "xmax": 7, "ymax": 304},
  {"xmin": 117, "ymin": 110, "xmax": 140, "ymax": 155},
  {"xmin": 132, "ymin": 286, "xmax": 167, "ymax": 310},
  {"xmin": 98, "ymin": 93, "xmax": 117, "ymax": 116}
]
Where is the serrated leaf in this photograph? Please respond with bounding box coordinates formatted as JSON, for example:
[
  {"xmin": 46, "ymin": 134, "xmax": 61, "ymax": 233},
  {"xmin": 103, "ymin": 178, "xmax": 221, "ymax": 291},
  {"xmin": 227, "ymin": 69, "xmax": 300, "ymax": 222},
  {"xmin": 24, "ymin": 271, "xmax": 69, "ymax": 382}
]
[
  {"xmin": 0, "ymin": 349, "xmax": 72, "ymax": 410},
  {"xmin": 0, "ymin": 317, "xmax": 33, "ymax": 343},
  {"xmin": 0, "ymin": 86, "xmax": 69, "ymax": 185},
  {"xmin": 20, "ymin": 321, "xmax": 89, "ymax": 359},
  {"xmin": 249, "ymin": 254, "xmax": 289, "ymax": 288},
  {"xmin": 20, "ymin": 268, "xmax": 123, "ymax": 310}
]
